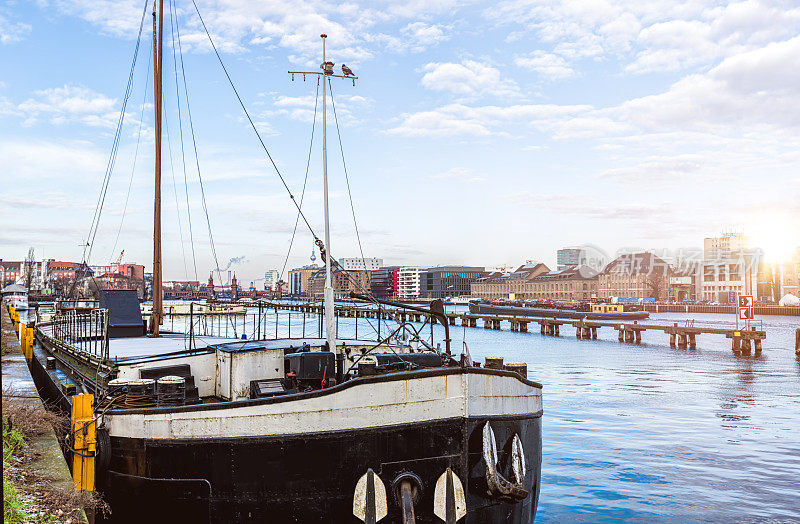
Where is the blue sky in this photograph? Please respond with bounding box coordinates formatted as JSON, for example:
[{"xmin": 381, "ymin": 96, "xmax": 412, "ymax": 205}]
[{"xmin": 1, "ymin": 0, "xmax": 799, "ymax": 284}]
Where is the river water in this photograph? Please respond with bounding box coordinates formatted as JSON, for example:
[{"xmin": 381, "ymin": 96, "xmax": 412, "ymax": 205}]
[
  {"xmin": 297, "ymin": 306, "xmax": 800, "ymax": 522},
  {"xmin": 444, "ymin": 309, "xmax": 800, "ymax": 522},
  {"xmin": 25, "ymin": 302, "xmax": 800, "ymax": 521}
]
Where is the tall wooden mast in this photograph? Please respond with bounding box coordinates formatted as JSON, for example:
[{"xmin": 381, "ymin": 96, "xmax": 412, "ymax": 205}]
[{"xmin": 152, "ymin": 0, "xmax": 164, "ymax": 336}]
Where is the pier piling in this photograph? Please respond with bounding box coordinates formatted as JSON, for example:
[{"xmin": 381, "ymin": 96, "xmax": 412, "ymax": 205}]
[{"xmin": 795, "ymin": 328, "xmax": 800, "ymax": 355}]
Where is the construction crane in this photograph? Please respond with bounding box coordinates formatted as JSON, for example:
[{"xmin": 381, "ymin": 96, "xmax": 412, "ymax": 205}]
[{"xmin": 112, "ymin": 250, "xmax": 124, "ymax": 272}]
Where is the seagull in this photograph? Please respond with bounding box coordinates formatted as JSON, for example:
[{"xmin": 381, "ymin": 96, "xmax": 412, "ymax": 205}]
[{"xmin": 341, "ymin": 64, "xmax": 354, "ymax": 77}]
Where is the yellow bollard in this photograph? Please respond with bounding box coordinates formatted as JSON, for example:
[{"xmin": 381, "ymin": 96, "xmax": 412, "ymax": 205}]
[
  {"xmin": 70, "ymin": 394, "xmax": 96, "ymax": 491},
  {"xmin": 19, "ymin": 321, "xmax": 26, "ymax": 342},
  {"xmin": 9, "ymin": 306, "xmax": 18, "ymax": 329},
  {"xmin": 25, "ymin": 327, "xmax": 34, "ymax": 360}
]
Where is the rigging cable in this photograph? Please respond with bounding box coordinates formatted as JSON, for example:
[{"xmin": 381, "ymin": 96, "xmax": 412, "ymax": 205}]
[
  {"xmin": 279, "ymin": 77, "xmax": 320, "ymax": 282},
  {"xmin": 189, "ymin": 0, "xmax": 320, "ymax": 244},
  {"xmin": 188, "ymin": 0, "xmax": 381, "ymax": 326},
  {"xmin": 175, "ymin": 1, "xmax": 222, "ymax": 281},
  {"xmin": 327, "ymin": 78, "xmax": 370, "ymax": 288},
  {"xmin": 163, "ymin": 85, "xmax": 190, "ymax": 280},
  {"xmin": 169, "ymin": 0, "xmax": 199, "ymax": 281},
  {"xmin": 109, "ymin": 32, "xmax": 152, "ymax": 263},
  {"xmin": 161, "ymin": 0, "xmax": 189, "ymax": 280},
  {"xmin": 83, "ymin": 0, "xmax": 149, "ymax": 265}
]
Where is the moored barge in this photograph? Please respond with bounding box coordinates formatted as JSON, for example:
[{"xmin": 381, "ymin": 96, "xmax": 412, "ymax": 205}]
[{"xmin": 469, "ymin": 301, "xmax": 650, "ymax": 320}]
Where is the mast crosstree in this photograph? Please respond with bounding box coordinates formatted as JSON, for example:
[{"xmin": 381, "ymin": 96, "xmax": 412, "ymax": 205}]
[{"xmin": 288, "ymin": 35, "xmax": 359, "ymax": 353}]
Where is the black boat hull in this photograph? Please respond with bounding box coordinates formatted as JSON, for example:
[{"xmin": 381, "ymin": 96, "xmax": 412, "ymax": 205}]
[
  {"xmin": 28, "ymin": 335, "xmax": 543, "ymax": 524},
  {"xmin": 101, "ymin": 414, "xmax": 541, "ymax": 523},
  {"xmin": 469, "ymin": 302, "xmax": 649, "ymax": 320}
]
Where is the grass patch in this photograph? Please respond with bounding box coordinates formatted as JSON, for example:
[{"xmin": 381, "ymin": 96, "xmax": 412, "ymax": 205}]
[
  {"xmin": 4, "ymin": 420, "xmax": 30, "ymax": 523},
  {"xmin": 3, "ymin": 475, "xmax": 29, "ymax": 523},
  {"xmin": 3, "ymin": 418, "xmax": 25, "ymax": 468}
]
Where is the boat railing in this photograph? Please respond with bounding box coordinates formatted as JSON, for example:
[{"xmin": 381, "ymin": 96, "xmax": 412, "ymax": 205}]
[
  {"xmin": 168, "ymin": 300, "xmax": 439, "ymax": 353},
  {"xmin": 49, "ymin": 309, "xmax": 110, "ymax": 360}
]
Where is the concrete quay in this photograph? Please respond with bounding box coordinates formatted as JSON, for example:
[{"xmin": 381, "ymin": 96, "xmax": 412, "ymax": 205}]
[{"xmin": 2, "ymin": 307, "xmax": 88, "ymax": 523}]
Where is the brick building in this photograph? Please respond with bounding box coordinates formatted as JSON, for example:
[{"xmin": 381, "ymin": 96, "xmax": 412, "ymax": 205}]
[
  {"xmin": 598, "ymin": 252, "xmax": 671, "ymax": 300},
  {"xmin": 470, "ymin": 263, "xmax": 549, "ymax": 300},
  {"xmin": 525, "ymin": 265, "xmax": 599, "ymax": 301}
]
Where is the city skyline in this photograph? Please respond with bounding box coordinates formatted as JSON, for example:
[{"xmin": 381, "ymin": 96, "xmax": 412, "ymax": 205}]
[
  {"xmin": 2, "ymin": 232, "xmax": 795, "ymax": 287},
  {"xmin": 1, "ymin": 1, "xmax": 799, "ymax": 283}
]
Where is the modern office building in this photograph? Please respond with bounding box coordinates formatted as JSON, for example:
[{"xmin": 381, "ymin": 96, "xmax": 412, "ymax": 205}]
[
  {"xmin": 556, "ymin": 248, "xmax": 584, "ymax": 270},
  {"xmin": 337, "ymin": 257, "xmax": 383, "ymax": 271},
  {"xmin": 398, "ymin": 267, "xmax": 423, "ymax": 300},
  {"xmin": 701, "ymin": 232, "xmax": 761, "ymax": 302},
  {"xmin": 288, "ymin": 264, "xmax": 320, "ymax": 296},
  {"xmin": 556, "ymin": 246, "xmax": 608, "ymax": 271},
  {"xmin": 370, "ymin": 267, "xmax": 400, "ymax": 300},
  {"xmin": 420, "ymin": 266, "xmax": 487, "ymax": 299},
  {"xmin": 308, "ymin": 262, "xmax": 371, "ymax": 299},
  {"xmin": 264, "ymin": 269, "xmax": 280, "ymax": 291}
]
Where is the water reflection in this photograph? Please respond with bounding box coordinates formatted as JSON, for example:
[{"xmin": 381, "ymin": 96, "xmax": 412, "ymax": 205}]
[{"xmin": 19, "ymin": 301, "xmax": 800, "ymax": 521}]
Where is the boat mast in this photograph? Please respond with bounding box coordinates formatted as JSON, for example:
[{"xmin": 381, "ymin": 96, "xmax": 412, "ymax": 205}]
[
  {"xmin": 320, "ymin": 34, "xmax": 335, "ymax": 352},
  {"xmin": 287, "ymin": 35, "xmax": 358, "ymax": 352},
  {"xmin": 152, "ymin": 0, "xmax": 164, "ymax": 337}
]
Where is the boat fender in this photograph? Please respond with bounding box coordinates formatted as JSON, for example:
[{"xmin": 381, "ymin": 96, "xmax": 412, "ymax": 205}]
[{"xmin": 482, "ymin": 422, "xmax": 529, "ymax": 503}]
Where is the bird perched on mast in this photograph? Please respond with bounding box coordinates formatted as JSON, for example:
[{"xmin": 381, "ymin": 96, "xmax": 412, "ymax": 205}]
[{"xmin": 341, "ymin": 64, "xmax": 354, "ymax": 77}]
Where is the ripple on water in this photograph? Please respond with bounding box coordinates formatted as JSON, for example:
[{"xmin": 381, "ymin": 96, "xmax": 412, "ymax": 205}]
[{"xmin": 446, "ymin": 311, "xmax": 800, "ymax": 522}]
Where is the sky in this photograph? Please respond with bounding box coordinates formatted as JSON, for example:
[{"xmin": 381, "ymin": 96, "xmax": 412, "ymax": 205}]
[{"xmin": 1, "ymin": 0, "xmax": 799, "ymax": 285}]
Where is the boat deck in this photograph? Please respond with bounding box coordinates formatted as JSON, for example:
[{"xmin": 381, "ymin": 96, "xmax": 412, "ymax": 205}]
[
  {"xmin": 109, "ymin": 333, "xmax": 234, "ymax": 358},
  {"xmin": 112, "ymin": 336, "xmax": 387, "ymax": 361},
  {"xmin": 38, "ymin": 322, "xmax": 389, "ymax": 362}
]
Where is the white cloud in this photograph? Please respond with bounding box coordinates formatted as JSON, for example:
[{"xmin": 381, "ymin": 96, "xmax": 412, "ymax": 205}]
[
  {"xmin": 40, "ymin": 0, "xmax": 148, "ymax": 36},
  {"xmin": 0, "ymin": 139, "xmax": 107, "ymax": 180},
  {"xmin": 401, "ymin": 22, "xmax": 450, "ymax": 48},
  {"xmin": 431, "ymin": 167, "xmax": 485, "ymax": 182},
  {"xmin": 0, "ymin": 13, "xmax": 32, "ymax": 43},
  {"xmin": 420, "ymin": 60, "xmax": 520, "ymax": 99},
  {"xmin": 40, "ymin": 0, "xmax": 466, "ymax": 64},
  {"xmin": 15, "ymin": 85, "xmax": 119, "ymax": 128},
  {"xmin": 620, "ymin": 35, "xmax": 800, "ymax": 131},
  {"xmin": 598, "ymin": 154, "xmax": 704, "ymax": 183},
  {"xmin": 265, "ymin": 92, "xmax": 369, "ymax": 124},
  {"xmin": 486, "ymin": 0, "xmax": 800, "ymax": 75},
  {"xmin": 389, "ymin": 102, "xmax": 593, "ymax": 137},
  {"xmin": 514, "ymin": 50, "xmax": 575, "ymax": 80},
  {"xmin": 393, "ymin": 34, "xmax": 800, "ymax": 138}
]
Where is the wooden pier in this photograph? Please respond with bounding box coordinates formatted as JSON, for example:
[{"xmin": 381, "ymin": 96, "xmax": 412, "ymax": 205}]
[{"xmin": 258, "ymin": 302, "xmax": 767, "ymax": 354}]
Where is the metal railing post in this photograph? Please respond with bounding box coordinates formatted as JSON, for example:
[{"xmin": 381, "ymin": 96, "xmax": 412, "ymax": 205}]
[{"xmin": 104, "ymin": 309, "xmax": 110, "ymax": 360}]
